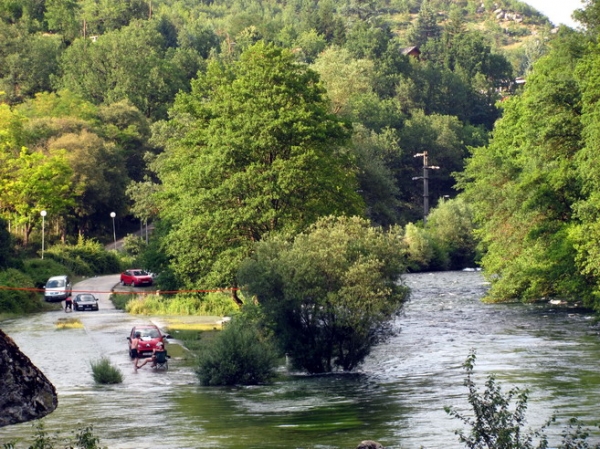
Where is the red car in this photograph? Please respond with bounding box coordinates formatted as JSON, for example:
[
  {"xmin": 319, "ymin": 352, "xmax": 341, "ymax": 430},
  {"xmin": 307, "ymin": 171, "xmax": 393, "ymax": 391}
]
[
  {"xmin": 120, "ymin": 269, "xmax": 153, "ymax": 287},
  {"xmin": 128, "ymin": 325, "xmax": 170, "ymax": 358}
]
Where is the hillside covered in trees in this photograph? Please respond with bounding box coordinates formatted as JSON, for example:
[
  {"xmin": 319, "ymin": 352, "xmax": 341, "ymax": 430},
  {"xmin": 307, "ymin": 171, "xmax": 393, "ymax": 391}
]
[{"xmin": 3, "ymin": 0, "xmax": 599, "ymax": 310}]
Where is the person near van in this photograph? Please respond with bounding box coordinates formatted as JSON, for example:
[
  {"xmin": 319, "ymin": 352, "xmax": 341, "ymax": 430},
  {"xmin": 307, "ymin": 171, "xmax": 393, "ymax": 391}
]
[{"xmin": 64, "ymin": 296, "xmax": 72, "ymax": 312}]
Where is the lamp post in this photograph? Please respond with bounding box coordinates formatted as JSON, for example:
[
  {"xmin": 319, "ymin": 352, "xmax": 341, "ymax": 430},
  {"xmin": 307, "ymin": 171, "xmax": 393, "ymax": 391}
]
[
  {"xmin": 40, "ymin": 210, "xmax": 47, "ymax": 259},
  {"xmin": 412, "ymin": 151, "xmax": 440, "ymax": 225},
  {"xmin": 110, "ymin": 212, "xmax": 117, "ymax": 251}
]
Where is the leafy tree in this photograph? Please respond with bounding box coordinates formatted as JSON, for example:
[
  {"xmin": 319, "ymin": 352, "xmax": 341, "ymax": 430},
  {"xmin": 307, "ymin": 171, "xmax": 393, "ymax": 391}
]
[
  {"xmin": 457, "ymin": 32, "xmax": 586, "ymax": 304},
  {"xmin": 96, "ymin": 100, "xmax": 153, "ymax": 182},
  {"xmin": 78, "ymin": 0, "xmax": 150, "ymax": 35},
  {"xmin": 152, "ymin": 42, "xmax": 364, "ymax": 293},
  {"xmin": 238, "ymin": 215, "xmax": 409, "ymax": 374},
  {"xmin": 0, "ymin": 31, "xmax": 63, "ymax": 104},
  {"xmin": 403, "ymin": 221, "xmax": 442, "ymax": 271},
  {"xmin": 351, "ymin": 124, "xmax": 403, "ymax": 226},
  {"xmin": 44, "ymin": 0, "xmax": 80, "ymax": 43},
  {"xmin": 407, "ymin": 0, "xmax": 441, "ymax": 46},
  {"xmin": 344, "ymin": 19, "xmax": 393, "ymax": 60},
  {"xmin": 57, "ymin": 20, "xmax": 188, "ymax": 120},
  {"xmin": 47, "ymin": 129, "xmax": 128, "ymax": 236},
  {"xmin": 0, "ymin": 147, "xmax": 74, "ymax": 245},
  {"xmin": 311, "ymin": 46, "xmax": 375, "ymax": 115},
  {"xmin": 425, "ymin": 197, "xmax": 477, "ymax": 270}
]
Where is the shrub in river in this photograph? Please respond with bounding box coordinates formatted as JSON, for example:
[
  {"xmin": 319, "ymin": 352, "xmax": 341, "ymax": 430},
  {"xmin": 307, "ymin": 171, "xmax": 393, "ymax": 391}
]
[
  {"xmin": 446, "ymin": 351, "xmax": 600, "ymax": 449},
  {"xmin": 238, "ymin": 215, "xmax": 409, "ymax": 373},
  {"xmin": 197, "ymin": 315, "xmax": 278, "ymax": 386},
  {"xmin": 90, "ymin": 357, "xmax": 123, "ymax": 384}
]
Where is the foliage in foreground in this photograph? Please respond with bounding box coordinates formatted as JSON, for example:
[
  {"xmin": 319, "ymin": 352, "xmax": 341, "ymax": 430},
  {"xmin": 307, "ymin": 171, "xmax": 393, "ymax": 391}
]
[
  {"xmin": 2, "ymin": 421, "xmax": 105, "ymax": 449},
  {"xmin": 446, "ymin": 351, "xmax": 600, "ymax": 449},
  {"xmin": 196, "ymin": 313, "xmax": 278, "ymax": 386},
  {"xmin": 238, "ymin": 215, "xmax": 409, "ymax": 374},
  {"xmin": 90, "ymin": 357, "xmax": 123, "ymax": 384}
]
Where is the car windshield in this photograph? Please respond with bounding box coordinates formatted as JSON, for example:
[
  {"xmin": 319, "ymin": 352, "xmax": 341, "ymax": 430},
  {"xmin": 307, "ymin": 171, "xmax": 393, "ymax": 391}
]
[
  {"xmin": 78, "ymin": 295, "xmax": 95, "ymax": 302},
  {"xmin": 138, "ymin": 328, "xmax": 160, "ymax": 338},
  {"xmin": 132, "ymin": 270, "xmax": 148, "ymax": 276},
  {"xmin": 47, "ymin": 280, "xmax": 65, "ymax": 288}
]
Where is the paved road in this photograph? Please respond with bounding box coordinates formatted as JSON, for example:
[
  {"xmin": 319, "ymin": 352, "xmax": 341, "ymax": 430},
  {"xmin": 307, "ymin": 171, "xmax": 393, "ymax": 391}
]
[{"xmin": 0, "ymin": 275, "xmax": 204, "ymax": 448}]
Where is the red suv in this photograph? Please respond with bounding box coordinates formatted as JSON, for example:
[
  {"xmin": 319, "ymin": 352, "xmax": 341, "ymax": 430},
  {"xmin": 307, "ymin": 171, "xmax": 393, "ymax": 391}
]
[
  {"xmin": 128, "ymin": 325, "xmax": 170, "ymax": 358},
  {"xmin": 120, "ymin": 269, "xmax": 153, "ymax": 287}
]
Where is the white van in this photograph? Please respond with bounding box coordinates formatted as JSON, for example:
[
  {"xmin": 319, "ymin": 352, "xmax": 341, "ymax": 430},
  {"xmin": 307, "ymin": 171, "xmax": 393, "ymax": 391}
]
[{"xmin": 44, "ymin": 275, "xmax": 72, "ymax": 302}]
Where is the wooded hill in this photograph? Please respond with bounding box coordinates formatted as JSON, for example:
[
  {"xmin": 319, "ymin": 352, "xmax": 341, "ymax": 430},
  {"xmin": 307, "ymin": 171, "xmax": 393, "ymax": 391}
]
[{"xmin": 2, "ymin": 0, "xmax": 594, "ymax": 306}]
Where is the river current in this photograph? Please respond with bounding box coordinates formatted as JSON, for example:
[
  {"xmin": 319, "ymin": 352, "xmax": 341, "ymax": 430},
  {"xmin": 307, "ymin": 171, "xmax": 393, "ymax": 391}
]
[{"xmin": 1, "ymin": 271, "xmax": 599, "ymax": 448}]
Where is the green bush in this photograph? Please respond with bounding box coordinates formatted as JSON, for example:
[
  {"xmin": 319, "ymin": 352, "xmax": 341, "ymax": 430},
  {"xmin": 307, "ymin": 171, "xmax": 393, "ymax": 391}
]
[
  {"xmin": 110, "ymin": 292, "xmax": 136, "ymax": 310},
  {"xmin": 90, "ymin": 357, "xmax": 123, "ymax": 384},
  {"xmin": 0, "ymin": 268, "xmax": 42, "ymax": 313},
  {"xmin": 197, "ymin": 316, "xmax": 278, "ymax": 386},
  {"xmin": 45, "ymin": 238, "xmax": 121, "ymax": 276},
  {"xmin": 22, "ymin": 259, "xmax": 71, "ymax": 288}
]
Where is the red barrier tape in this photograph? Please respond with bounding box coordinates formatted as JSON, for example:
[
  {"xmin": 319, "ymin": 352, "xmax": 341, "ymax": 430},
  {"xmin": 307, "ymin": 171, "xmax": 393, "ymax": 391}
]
[{"xmin": 0, "ymin": 286, "xmax": 238, "ymax": 295}]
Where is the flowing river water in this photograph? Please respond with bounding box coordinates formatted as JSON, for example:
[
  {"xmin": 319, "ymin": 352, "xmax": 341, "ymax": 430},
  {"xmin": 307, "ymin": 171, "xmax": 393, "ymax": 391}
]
[{"xmin": 1, "ymin": 271, "xmax": 600, "ymax": 448}]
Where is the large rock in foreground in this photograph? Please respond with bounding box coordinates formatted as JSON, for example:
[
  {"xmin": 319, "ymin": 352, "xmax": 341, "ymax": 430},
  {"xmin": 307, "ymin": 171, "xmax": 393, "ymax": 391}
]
[{"xmin": 0, "ymin": 329, "xmax": 57, "ymax": 427}]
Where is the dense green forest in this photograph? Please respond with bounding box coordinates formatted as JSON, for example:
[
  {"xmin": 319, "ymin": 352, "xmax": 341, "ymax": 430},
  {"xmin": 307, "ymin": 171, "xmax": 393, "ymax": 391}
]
[{"xmin": 2, "ymin": 0, "xmax": 599, "ymax": 310}]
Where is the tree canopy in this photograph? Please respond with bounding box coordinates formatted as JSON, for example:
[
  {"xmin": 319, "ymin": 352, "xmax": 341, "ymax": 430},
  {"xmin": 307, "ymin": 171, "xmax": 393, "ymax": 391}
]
[{"xmin": 152, "ymin": 42, "xmax": 364, "ymax": 290}]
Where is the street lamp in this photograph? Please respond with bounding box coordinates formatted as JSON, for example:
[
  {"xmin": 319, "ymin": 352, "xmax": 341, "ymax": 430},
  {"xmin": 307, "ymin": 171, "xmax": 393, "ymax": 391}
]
[
  {"xmin": 110, "ymin": 212, "xmax": 117, "ymax": 251},
  {"xmin": 40, "ymin": 210, "xmax": 47, "ymax": 259},
  {"xmin": 412, "ymin": 151, "xmax": 440, "ymax": 225}
]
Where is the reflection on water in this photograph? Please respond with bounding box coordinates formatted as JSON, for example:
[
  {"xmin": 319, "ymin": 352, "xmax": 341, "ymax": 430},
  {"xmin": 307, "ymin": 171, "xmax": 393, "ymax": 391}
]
[{"xmin": 1, "ymin": 272, "xmax": 600, "ymax": 448}]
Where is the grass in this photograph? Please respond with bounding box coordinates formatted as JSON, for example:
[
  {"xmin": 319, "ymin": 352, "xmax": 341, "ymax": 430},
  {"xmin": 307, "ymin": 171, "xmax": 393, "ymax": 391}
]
[
  {"xmin": 90, "ymin": 357, "xmax": 123, "ymax": 384},
  {"xmin": 55, "ymin": 317, "xmax": 83, "ymax": 329},
  {"xmin": 164, "ymin": 320, "xmax": 222, "ymax": 366}
]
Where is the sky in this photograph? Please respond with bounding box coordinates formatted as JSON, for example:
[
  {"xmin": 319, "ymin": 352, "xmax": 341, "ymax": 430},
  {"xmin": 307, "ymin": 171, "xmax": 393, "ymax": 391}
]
[{"xmin": 521, "ymin": 0, "xmax": 583, "ymax": 29}]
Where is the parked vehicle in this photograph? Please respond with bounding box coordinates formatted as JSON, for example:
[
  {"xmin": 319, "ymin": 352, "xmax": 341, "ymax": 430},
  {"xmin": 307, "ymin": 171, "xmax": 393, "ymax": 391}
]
[
  {"xmin": 127, "ymin": 325, "xmax": 170, "ymax": 358},
  {"xmin": 43, "ymin": 275, "xmax": 72, "ymax": 302},
  {"xmin": 73, "ymin": 294, "xmax": 99, "ymax": 311},
  {"xmin": 120, "ymin": 269, "xmax": 153, "ymax": 287}
]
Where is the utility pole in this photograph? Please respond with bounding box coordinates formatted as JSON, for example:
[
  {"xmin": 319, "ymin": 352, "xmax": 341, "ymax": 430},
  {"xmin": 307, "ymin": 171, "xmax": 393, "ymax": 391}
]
[{"xmin": 412, "ymin": 151, "xmax": 439, "ymax": 224}]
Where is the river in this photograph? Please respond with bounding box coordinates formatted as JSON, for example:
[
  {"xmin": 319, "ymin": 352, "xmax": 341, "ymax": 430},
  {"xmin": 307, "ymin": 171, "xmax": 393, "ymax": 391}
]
[{"xmin": 1, "ymin": 271, "xmax": 599, "ymax": 448}]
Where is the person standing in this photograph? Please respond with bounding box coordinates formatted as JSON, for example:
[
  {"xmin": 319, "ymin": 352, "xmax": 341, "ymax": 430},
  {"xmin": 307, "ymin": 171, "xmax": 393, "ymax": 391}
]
[
  {"xmin": 131, "ymin": 332, "xmax": 141, "ymax": 369},
  {"xmin": 64, "ymin": 296, "xmax": 72, "ymax": 312}
]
